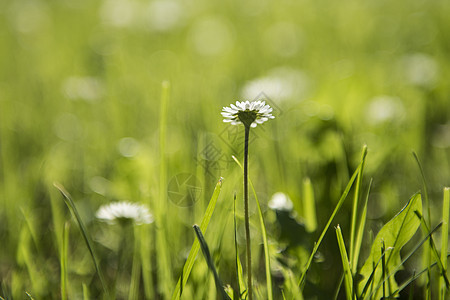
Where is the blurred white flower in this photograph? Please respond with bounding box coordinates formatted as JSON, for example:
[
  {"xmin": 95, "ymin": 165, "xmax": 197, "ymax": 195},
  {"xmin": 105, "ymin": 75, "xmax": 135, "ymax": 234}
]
[
  {"xmin": 117, "ymin": 137, "xmax": 140, "ymax": 158},
  {"xmin": 222, "ymin": 100, "xmax": 274, "ymax": 128},
  {"xmin": 188, "ymin": 16, "xmax": 234, "ymax": 56},
  {"xmin": 241, "ymin": 67, "xmax": 310, "ymax": 102},
  {"xmin": 9, "ymin": 0, "xmax": 49, "ymax": 33},
  {"xmin": 366, "ymin": 96, "xmax": 405, "ymax": 125},
  {"xmin": 269, "ymin": 192, "xmax": 293, "ymax": 211},
  {"xmin": 100, "ymin": 0, "xmax": 138, "ymax": 28},
  {"xmin": 400, "ymin": 53, "xmax": 438, "ymax": 88},
  {"xmin": 96, "ymin": 201, "xmax": 153, "ymax": 225},
  {"xmin": 62, "ymin": 76, "xmax": 104, "ymax": 102},
  {"xmin": 143, "ymin": 0, "xmax": 182, "ymax": 31}
]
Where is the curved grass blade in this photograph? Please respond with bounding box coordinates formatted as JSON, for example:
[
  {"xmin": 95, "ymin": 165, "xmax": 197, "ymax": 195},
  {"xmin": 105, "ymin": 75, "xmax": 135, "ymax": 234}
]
[
  {"xmin": 61, "ymin": 222, "xmax": 69, "ymax": 300},
  {"xmin": 193, "ymin": 225, "xmax": 231, "ymax": 300},
  {"xmin": 365, "ymin": 222, "xmax": 442, "ymax": 299},
  {"xmin": 358, "ymin": 193, "xmax": 422, "ymax": 299},
  {"xmin": 359, "ymin": 247, "xmax": 392, "ymax": 299},
  {"xmin": 412, "ymin": 152, "xmax": 432, "ymax": 299},
  {"xmin": 232, "ymin": 155, "xmax": 273, "ymax": 300},
  {"xmin": 302, "ymin": 178, "xmax": 317, "ymax": 232},
  {"xmin": 298, "ymin": 165, "xmax": 360, "ymax": 288},
  {"xmin": 395, "ymin": 254, "xmax": 450, "ymax": 295},
  {"xmin": 234, "ymin": 193, "xmax": 247, "ymax": 299},
  {"xmin": 352, "ymin": 179, "xmax": 372, "ymax": 275},
  {"xmin": 335, "ymin": 225, "xmax": 353, "ymax": 300},
  {"xmin": 157, "ymin": 80, "xmax": 173, "ymax": 298},
  {"xmin": 171, "ymin": 178, "xmax": 223, "ymax": 300},
  {"xmin": 440, "ymin": 187, "xmax": 450, "ymax": 299},
  {"xmin": 53, "ymin": 182, "xmax": 110, "ymax": 298},
  {"xmin": 350, "ymin": 145, "xmax": 368, "ymax": 274},
  {"xmin": 414, "ymin": 210, "xmax": 450, "ymax": 288}
]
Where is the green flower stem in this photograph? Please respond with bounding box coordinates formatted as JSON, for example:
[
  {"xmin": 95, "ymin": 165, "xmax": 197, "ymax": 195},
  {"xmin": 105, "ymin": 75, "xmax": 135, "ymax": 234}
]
[{"xmin": 243, "ymin": 124, "xmax": 253, "ymax": 300}]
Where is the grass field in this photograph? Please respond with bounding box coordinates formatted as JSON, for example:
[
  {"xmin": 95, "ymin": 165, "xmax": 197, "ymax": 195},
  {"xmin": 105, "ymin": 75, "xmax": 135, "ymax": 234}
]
[{"xmin": 1, "ymin": 0, "xmax": 450, "ymax": 299}]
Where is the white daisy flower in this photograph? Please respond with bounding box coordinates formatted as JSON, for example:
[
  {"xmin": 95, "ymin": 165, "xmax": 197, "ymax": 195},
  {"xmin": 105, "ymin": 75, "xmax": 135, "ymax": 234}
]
[
  {"xmin": 268, "ymin": 192, "xmax": 293, "ymax": 211},
  {"xmin": 96, "ymin": 201, "xmax": 153, "ymax": 225},
  {"xmin": 221, "ymin": 100, "xmax": 275, "ymax": 128}
]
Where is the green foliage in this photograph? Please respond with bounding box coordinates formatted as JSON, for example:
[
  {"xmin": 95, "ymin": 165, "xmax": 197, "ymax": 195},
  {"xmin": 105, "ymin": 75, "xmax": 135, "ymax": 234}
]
[
  {"xmin": 193, "ymin": 225, "xmax": 231, "ymax": 300},
  {"xmin": 0, "ymin": 0, "xmax": 449, "ymax": 298},
  {"xmin": 172, "ymin": 178, "xmax": 223, "ymax": 300},
  {"xmin": 358, "ymin": 193, "xmax": 422, "ymax": 299}
]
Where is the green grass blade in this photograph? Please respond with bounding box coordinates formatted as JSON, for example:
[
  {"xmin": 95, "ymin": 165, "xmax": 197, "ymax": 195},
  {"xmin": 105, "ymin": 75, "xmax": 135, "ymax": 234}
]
[
  {"xmin": 234, "ymin": 193, "xmax": 247, "ymax": 299},
  {"xmin": 414, "ymin": 210, "xmax": 450, "ymax": 288},
  {"xmin": 335, "ymin": 225, "xmax": 353, "ymax": 300},
  {"xmin": 440, "ymin": 187, "xmax": 450, "ymax": 300},
  {"xmin": 128, "ymin": 227, "xmax": 141, "ymax": 300},
  {"xmin": 381, "ymin": 242, "xmax": 387, "ymax": 299},
  {"xmin": 352, "ymin": 178, "xmax": 372, "ymax": 275},
  {"xmin": 412, "ymin": 152, "xmax": 432, "ymax": 299},
  {"xmin": 60, "ymin": 221, "xmax": 69, "ymax": 300},
  {"xmin": 232, "ymin": 155, "xmax": 273, "ymax": 300},
  {"xmin": 53, "ymin": 182, "xmax": 110, "ymax": 298},
  {"xmin": 157, "ymin": 80, "xmax": 173, "ymax": 298},
  {"xmin": 302, "ymin": 178, "xmax": 317, "ymax": 232},
  {"xmin": 140, "ymin": 225, "xmax": 154, "ymax": 299},
  {"xmin": 359, "ymin": 193, "xmax": 422, "ymax": 299},
  {"xmin": 395, "ymin": 254, "xmax": 450, "ymax": 295},
  {"xmin": 350, "ymin": 145, "xmax": 368, "ymax": 273},
  {"xmin": 298, "ymin": 165, "xmax": 360, "ymax": 288},
  {"xmin": 82, "ymin": 283, "xmax": 89, "ymax": 300},
  {"xmin": 193, "ymin": 225, "xmax": 231, "ymax": 300},
  {"xmin": 360, "ymin": 248, "xmax": 391, "ymax": 299},
  {"xmin": 171, "ymin": 178, "xmax": 223, "ymax": 300},
  {"xmin": 365, "ymin": 222, "xmax": 442, "ymax": 299}
]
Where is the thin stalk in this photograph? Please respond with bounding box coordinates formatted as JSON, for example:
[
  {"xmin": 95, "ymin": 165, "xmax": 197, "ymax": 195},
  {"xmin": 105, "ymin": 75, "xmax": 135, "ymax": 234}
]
[
  {"xmin": 440, "ymin": 187, "xmax": 450, "ymax": 300},
  {"xmin": 243, "ymin": 125, "xmax": 253, "ymax": 300}
]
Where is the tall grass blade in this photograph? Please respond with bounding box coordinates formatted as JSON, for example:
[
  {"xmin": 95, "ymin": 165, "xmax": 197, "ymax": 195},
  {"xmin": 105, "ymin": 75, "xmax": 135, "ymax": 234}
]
[
  {"xmin": 232, "ymin": 155, "xmax": 273, "ymax": 300},
  {"xmin": 234, "ymin": 193, "xmax": 247, "ymax": 299},
  {"xmin": 298, "ymin": 165, "xmax": 360, "ymax": 288},
  {"xmin": 193, "ymin": 225, "xmax": 231, "ymax": 300},
  {"xmin": 60, "ymin": 221, "xmax": 69, "ymax": 300},
  {"xmin": 412, "ymin": 152, "xmax": 432, "ymax": 299},
  {"xmin": 381, "ymin": 242, "xmax": 386, "ymax": 299},
  {"xmin": 395, "ymin": 254, "xmax": 450, "ymax": 295},
  {"xmin": 53, "ymin": 182, "xmax": 110, "ymax": 298},
  {"xmin": 350, "ymin": 145, "xmax": 367, "ymax": 273},
  {"xmin": 440, "ymin": 187, "xmax": 450, "ymax": 300},
  {"xmin": 359, "ymin": 248, "xmax": 391, "ymax": 299},
  {"xmin": 365, "ymin": 222, "xmax": 442, "ymax": 299},
  {"xmin": 157, "ymin": 80, "xmax": 173, "ymax": 298},
  {"xmin": 335, "ymin": 225, "xmax": 353, "ymax": 300},
  {"xmin": 358, "ymin": 193, "xmax": 422, "ymax": 299},
  {"xmin": 128, "ymin": 227, "xmax": 141, "ymax": 300},
  {"xmin": 352, "ymin": 179, "xmax": 372, "ymax": 275},
  {"xmin": 171, "ymin": 178, "xmax": 223, "ymax": 300},
  {"xmin": 414, "ymin": 210, "xmax": 450, "ymax": 288},
  {"xmin": 302, "ymin": 178, "xmax": 317, "ymax": 232},
  {"xmin": 82, "ymin": 283, "xmax": 89, "ymax": 300},
  {"xmin": 140, "ymin": 225, "xmax": 154, "ymax": 299}
]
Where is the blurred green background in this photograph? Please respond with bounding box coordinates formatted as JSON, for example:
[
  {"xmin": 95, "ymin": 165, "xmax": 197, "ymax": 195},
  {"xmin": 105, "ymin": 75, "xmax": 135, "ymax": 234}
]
[{"xmin": 0, "ymin": 0, "xmax": 449, "ymax": 298}]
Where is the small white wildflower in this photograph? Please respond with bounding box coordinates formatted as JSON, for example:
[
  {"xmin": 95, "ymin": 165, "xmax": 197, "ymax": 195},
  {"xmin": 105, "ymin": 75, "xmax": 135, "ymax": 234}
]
[
  {"xmin": 96, "ymin": 201, "xmax": 153, "ymax": 225},
  {"xmin": 269, "ymin": 192, "xmax": 293, "ymax": 211},
  {"xmin": 366, "ymin": 96, "xmax": 405, "ymax": 125},
  {"xmin": 241, "ymin": 67, "xmax": 310, "ymax": 103},
  {"xmin": 221, "ymin": 100, "xmax": 275, "ymax": 128}
]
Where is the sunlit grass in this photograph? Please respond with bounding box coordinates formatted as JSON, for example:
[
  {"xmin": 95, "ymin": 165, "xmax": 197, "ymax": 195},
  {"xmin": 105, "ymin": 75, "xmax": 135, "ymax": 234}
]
[{"xmin": 0, "ymin": 0, "xmax": 449, "ymax": 298}]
